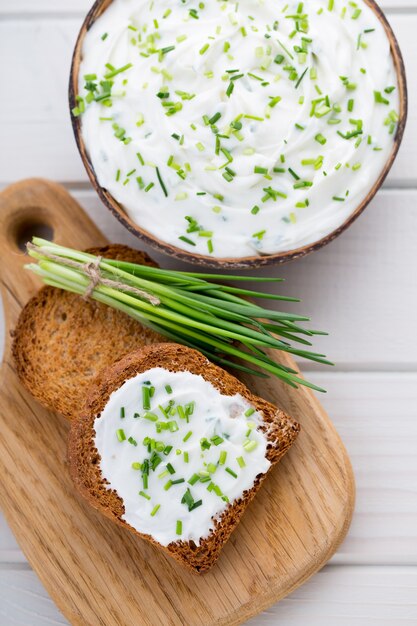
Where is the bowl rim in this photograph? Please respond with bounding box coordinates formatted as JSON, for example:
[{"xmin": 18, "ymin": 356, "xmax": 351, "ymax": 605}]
[{"xmin": 69, "ymin": 0, "xmax": 408, "ymax": 269}]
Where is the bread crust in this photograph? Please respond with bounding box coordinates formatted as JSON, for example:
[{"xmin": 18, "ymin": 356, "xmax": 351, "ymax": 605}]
[
  {"xmin": 68, "ymin": 343, "xmax": 300, "ymax": 573},
  {"xmin": 12, "ymin": 245, "xmax": 163, "ymax": 420}
]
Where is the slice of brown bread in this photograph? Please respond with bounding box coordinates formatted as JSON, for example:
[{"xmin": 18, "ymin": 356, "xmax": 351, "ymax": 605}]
[
  {"xmin": 68, "ymin": 342, "xmax": 300, "ymax": 574},
  {"xmin": 12, "ymin": 244, "xmax": 163, "ymax": 420}
]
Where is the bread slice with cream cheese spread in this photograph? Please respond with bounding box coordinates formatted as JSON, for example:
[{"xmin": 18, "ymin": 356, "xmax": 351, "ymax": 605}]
[{"xmin": 68, "ymin": 343, "xmax": 300, "ymax": 573}]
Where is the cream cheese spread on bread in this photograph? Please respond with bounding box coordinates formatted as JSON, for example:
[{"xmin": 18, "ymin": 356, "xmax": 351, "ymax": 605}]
[
  {"xmin": 77, "ymin": 0, "xmax": 399, "ymax": 258},
  {"xmin": 94, "ymin": 367, "xmax": 270, "ymax": 545}
]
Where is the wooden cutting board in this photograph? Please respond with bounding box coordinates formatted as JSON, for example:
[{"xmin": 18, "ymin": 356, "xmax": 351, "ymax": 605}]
[{"xmin": 0, "ymin": 179, "xmax": 355, "ymax": 626}]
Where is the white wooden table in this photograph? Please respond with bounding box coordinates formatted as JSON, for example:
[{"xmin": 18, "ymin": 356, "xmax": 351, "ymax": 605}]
[{"xmin": 1, "ymin": 1, "xmax": 416, "ymax": 624}]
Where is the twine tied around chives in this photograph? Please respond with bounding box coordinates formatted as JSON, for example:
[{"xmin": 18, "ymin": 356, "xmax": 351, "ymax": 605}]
[{"xmin": 26, "ymin": 242, "xmax": 161, "ymax": 306}]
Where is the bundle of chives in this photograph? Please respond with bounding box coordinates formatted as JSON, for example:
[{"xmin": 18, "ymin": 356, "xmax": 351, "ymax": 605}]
[{"xmin": 26, "ymin": 238, "xmax": 331, "ymax": 392}]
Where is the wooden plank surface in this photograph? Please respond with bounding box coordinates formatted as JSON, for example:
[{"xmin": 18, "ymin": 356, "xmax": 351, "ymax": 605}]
[
  {"xmin": 0, "ymin": 12, "xmax": 415, "ymax": 185},
  {"xmin": 1, "ymin": 566, "xmax": 416, "ymax": 626},
  {"xmin": 0, "ymin": 0, "xmax": 414, "ymax": 13}
]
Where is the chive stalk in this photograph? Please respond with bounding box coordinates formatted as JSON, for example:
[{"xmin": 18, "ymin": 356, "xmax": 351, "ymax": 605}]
[{"xmin": 26, "ymin": 239, "xmax": 331, "ymax": 391}]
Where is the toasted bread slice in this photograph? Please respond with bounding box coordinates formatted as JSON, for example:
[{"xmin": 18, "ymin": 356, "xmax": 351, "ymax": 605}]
[
  {"xmin": 68, "ymin": 343, "xmax": 300, "ymax": 573},
  {"xmin": 12, "ymin": 245, "xmax": 163, "ymax": 420}
]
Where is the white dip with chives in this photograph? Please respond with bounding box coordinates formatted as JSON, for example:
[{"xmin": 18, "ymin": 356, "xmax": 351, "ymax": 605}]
[
  {"xmin": 94, "ymin": 368, "xmax": 270, "ymax": 545},
  {"xmin": 77, "ymin": 0, "xmax": 399, "ymax": 258}
]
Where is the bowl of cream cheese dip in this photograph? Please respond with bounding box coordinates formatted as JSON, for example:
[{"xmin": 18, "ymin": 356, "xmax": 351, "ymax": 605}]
[{"xmin": 70, "ymin": 0, "xmax": 407, "ymax": 268}]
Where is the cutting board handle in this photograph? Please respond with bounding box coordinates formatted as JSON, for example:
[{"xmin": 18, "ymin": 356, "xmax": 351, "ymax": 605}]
[{"xmin": 0, "ymin": 178, "xmax": 106, "ymax": 344}]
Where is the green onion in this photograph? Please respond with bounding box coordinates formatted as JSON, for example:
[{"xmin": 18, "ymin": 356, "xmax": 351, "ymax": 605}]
[
  {"xmin": 219, "ymin": 450, "xmax": 227, "ymax": 465},
  {"xmin": 176, "ymin": 520, "xmax": 182, "ymax": 535},
  {"xmin": 25, "ymin": 239, "xmax": 331, "ymax": 391},
  {"xmin": 226, "ymin": 467, "xmax": 237, "ymax": 478}
]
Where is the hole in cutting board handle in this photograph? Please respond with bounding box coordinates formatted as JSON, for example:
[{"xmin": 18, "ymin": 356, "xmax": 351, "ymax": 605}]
[{"xmin": 14, "ymin": 220, "xmax": 54, "ymax": 252}]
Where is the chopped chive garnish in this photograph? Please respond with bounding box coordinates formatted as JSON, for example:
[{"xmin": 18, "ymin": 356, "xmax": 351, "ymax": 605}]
[
  {"xmin": 161, "ymin": 45, "xmax": 175, "ymax": 55},
  {"xmin": 245, "ymin": 407, "xmax": 255, "ymax": 417},
  {"xmin": 151, "ymin": 504, "xmax": 161, "ymax": 516},
  {"xmin": 166, "ymin": 463, "xmax": 175, "ymax": 474},
  {"xmin": 165, "ymin": 384, "xmax": 172, "ymax": 394},
  {"xmin": 226, "ymin": 467, "xmax": 238, "ymax": 478},
  {"xmin": 237, "ymin": 456, "xmax": 246, "ymax": 468},
  {"xmin": 315, "ymin": 133, "xmax": 327, "ymax": 145},
  {"xmin": 183, "ymin": 431, "xmax": 193, "ymax": 442},
  {"xmin": 374, "ymin": 91, "xmax": 389, "ymax": 106},
  {"xmin": 188, "ymin": 473, "xmax": 200, "ymax": 485},
  {"xmin": 179, "ymin": 236, "xmax": 196, "ymax": 246},
  {"xmin": 171, "ymin": 478, "xmax": 185, "ymax": 485},
  {"xmin": 176, "ymin": 520, "xmax": 182, "ymax": 535},
  {"xmin": 156, "ymin": 167, "xmax": 168, "ymax": 197},
  {"xmin": 128, "ymin": 436, "xmax": 137, "ymax": 446},
  {"xmin": 219, "ymin": 450, "xmax": 227, "ymax": 465},
  {"xmin": 164, "ymin": 480, "xmax": 173, "ymax": 491},
  {"xmin": 132, "ymin": 462, "xmax": 142, "ymax": 470},
  {"xmin": 139, "ymin": 490, "xmax": 150, "ymax": 500},
  {"xmin": 142, "ymin": 385, "xmax": 151, "ymax": 410},
  {"xmin": 116, "ymin": 429, "xmax": 126, "ymax": 442},
  {"xmin": 120, "ymin": 407, "xmax": 125, "ymax": 418},
  {"xmin": 143, "ymin": 412, "xmax": 158, "ymax": 422},
  {"xmin": 104, "ymin": 63, "xmax": 133, "ymax": 79},
  {"xmin": 243, "ymin": 440, "xmax": 258, "ymax": 452}
]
